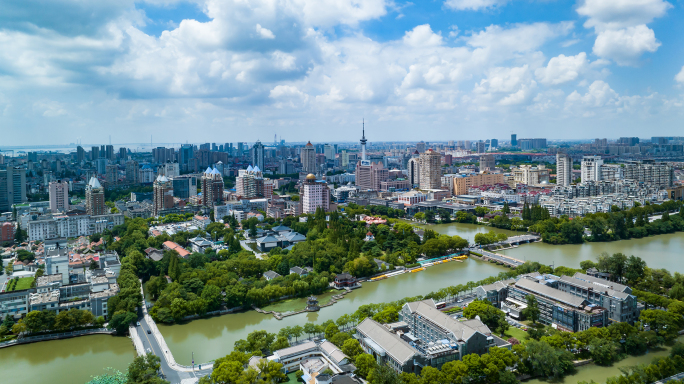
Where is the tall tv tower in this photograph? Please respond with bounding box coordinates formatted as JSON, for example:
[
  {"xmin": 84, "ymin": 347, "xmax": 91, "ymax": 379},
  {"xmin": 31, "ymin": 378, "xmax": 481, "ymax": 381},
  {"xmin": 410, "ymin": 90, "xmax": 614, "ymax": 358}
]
[{"xmin": 360, "ymin": 119, "xmax": 367, "ymax": 161}]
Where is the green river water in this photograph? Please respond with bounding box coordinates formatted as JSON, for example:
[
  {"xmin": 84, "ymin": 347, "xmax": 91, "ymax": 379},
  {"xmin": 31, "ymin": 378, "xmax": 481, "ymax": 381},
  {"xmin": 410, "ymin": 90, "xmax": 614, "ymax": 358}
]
[{"xmin": 2, "ymin": 222, "xmax": 682, "ymax": 384}]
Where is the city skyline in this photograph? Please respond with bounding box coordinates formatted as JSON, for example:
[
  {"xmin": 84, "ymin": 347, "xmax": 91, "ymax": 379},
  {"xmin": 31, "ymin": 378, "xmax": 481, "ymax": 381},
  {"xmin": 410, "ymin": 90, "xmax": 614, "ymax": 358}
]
[{"xmin": 1, "ymin": 0, "xmax": 684, "ymax": 145}]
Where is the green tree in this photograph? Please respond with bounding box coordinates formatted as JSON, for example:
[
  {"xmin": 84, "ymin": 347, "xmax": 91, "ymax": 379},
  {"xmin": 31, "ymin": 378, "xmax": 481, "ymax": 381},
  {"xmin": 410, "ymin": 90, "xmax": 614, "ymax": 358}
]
[
  {"xmin": 109, "ymin": 311, "xmax": 137, "ymax": 334},
  {"xmin": 463, "ymin": 300, "xmax": 508, "ymax": 336},
  {"xmin": 589, "ymin": 338, "xmax": 618, "ymax": 365},
  {"xmin": 523, "ymin": 295, "xmax": 540, "ymax": 323},
  {"xmin": 355, "ymin": 354, "xmax": 378, "ymax": 378},
  {"xmin": 342, "ymin": 339, "xmax": 363, "ymax": 359},
  {"xmin": 127, "ymin": 353, "xmax": 168, "ymax": 384}
]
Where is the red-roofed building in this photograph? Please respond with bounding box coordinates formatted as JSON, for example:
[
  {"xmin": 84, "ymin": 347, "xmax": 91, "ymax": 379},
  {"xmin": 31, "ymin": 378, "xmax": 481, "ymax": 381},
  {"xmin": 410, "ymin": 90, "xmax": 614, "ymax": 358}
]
[{"xmin": 162, "ymin": 241, "xmax": 190, "ymax": 258}]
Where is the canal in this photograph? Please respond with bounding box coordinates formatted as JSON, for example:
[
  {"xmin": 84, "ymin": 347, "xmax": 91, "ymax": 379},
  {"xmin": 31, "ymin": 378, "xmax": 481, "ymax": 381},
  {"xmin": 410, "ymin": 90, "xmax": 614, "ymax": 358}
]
[
  {"xmin": 422, "ymin": 222, "xmax": 684, "ymax": 272},
  {"xmin": 2, "ymin": 222, "xmax": 683, "ymax": 382},
  {"xmin": 0, "ymin": 335, "xmax": 135, "ymax": 384},
  {"xmin": 159, "ymin": 255, "xmax": 508, "ymax": 365}
]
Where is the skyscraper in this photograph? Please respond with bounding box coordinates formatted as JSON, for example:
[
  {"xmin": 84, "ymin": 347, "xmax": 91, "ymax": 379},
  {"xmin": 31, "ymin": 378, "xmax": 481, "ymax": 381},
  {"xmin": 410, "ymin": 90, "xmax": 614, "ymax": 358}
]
[
  {"xmin": 153, "ymin": 175, "xmax": 174, "ymax": 216},
  {"xmin": 300, "ymin": 142, "xmax": 316, "ymax": 173},
  {"xmin": 85, "ymin": 177, "xmax": 105, "ymax": 216},
  {"xmin": 302, "ymin": 174, "xmax": 330, "ymax": 214},
  {"xmin": 49, "ymin": 180, "xmax": 69, "ymax": 213},
  {"xmin": 416, "ymin": 141, "xmax": 426, "ymax": 153},
  {"xmin": 0, "ymin": 166, "xmax": 27, "ymax": 212},
  {"xmin": 118, "ymin": 147, "xmax": 127, "ymax": 161},
  {"xmin": 251, "ymin": 141, "xmax": 265, "ymax": 171},
  {"xmin": 556, "ymin": 152, "xmax": 572, "ymax": 187},
  {"xmin": 126, "ymin": 160, "xmax": 139, "ymax": 184},
  {"xmin": 407, "ymin": 157, "xmax": 421, "ymax": 186},
  {"xmin": 201, "ymin": 167, "xmax": 224, "ymax": 207},
  {"xmin": 91, "ymin": 146, "xmax": 100, "ymax": 160},
  {"xmin": 511, "ymin": 134, "xmax": 517, "ymax": 147},
  {"xmin": 324, "ymin": 144, "xmax": 336, "ymax": 160},
  {"xmin": 476, "ymin": 141, "xmax": 486, "ymax": 153},
  {"xmin": 76, "ymin": 146, "xmax": 85, "ymax": 162},
  {"xmin": 105, "ymin": 164, "xmax": 118, "ymax": 185},
  {"xmin": 105, "ymin": 145, "xmax": 115, "ymax": 161},
  {"xmin": 419, "ymin": 149, "xmax": 441, "ymax": 190},
  {"xmin": 179, "ymin": 144, "xmax": 194, "ymax": 165}
]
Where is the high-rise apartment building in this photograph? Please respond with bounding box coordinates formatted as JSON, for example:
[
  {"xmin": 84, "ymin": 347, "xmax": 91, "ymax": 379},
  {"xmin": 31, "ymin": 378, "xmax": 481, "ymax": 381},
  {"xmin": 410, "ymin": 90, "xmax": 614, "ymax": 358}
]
[
  {"xmin": 594, "ymin": 138, "xmax": 608, "ymax": 147},
  {"xmin": 251, "ymin": 141, "xmax": 265, "ymax": 171},
  {"xmin": 179, "ymin": 144, "xmax": 194, "ymax": 165},
  {"xmin": 171, "ymin": 175, "xmax": 197, "ymax": 199},
  {"xmin": 85, "ymin": 177, "xmax": 105, "ymax": 216},
  {"xmin": 159, "ymin": 162, "xmax": 180, "ymax": 178},
  {"xmin": 512, "ymin": 165, "xmax": 550, "ymax": 186},
  {"xmin": 624, "ymin": 160, "xmax": 673, "ymax": 187},
  {"xmin": 153, "ymin": 147, "xmax": 175, "ymax": 163},
  {"xmin": 416, "ymin": 141, "xmax": 426, "ymax": 153},
  {"xmin": 479, "ymin": 154, "xmax": 495, "ymax": 170},
  {"xmin": 153, "ymin": 175, "xmax": 174, "ymax": 216},
  {"xmin": 556, "ymin": 152, "xmax": 572, "ymax": 187},
  {"xmin": 302, "ymin": 174, "xmax": 330, "ymax": 214},
  {"xmin": 125, "ymin": 160, "xmax": 139, "ymax": 184},
  {"xmin": 91, "ymin": 146, "xmax": 100, "ymax": 161},
  {"xmin": 476, "ymin": 141, "xmax": 486, "ymax": 153},
  {"xmin": 49, "ymin": 180, "xmax": 69, "ymax": 213},
  {"xmin": 340, "ymin": 151, "xmax": 349, "ymax": 167},
  {"xmin": 355, "ymin": 161, "xmax": 389, "ymax": 191},
  {"xmin": 324, "ymin": 144, "xmax": 336, "ymax": 160},
  {"xmin": 236, "ymin": 166, "xmax": 265, "ymax": 199},
  {"xmin": 105, "ymin": 164, "xmax": 118, "ymax": 185},
  {"xmin": 237, "ymin": 142, "xmax": 245, "ymax": 155},
  {"xmin": 201, "ymin": 167, "xmax": 224, "ymax": 207},
  {"xmin": 105, "ymin": 145, "xmax": 115, "ymax": 161},
  {"xmin": 300, "ymin": 142, "xmax": 316, "ymax": 173},
  {"xmin": 118, "ymin": 147, "xmax": 127, "ymax": 161},
  {"xmin": 77, "ymin": 146, "xmax": 85, "ymax": 163},
  {"xmin": 581, "ymin": 156, "xmax": 603, "ymax": 183},
  {"xmin": 419, "ymin": 149, "xmax": 441, "ymax": 190},
  {"xmin": 0, "ymin": 166, "xmax": 27, "ymax": 212},
  {"xmin": 407, "ymin": 157, "xmax": 421, "ymax": 186}
]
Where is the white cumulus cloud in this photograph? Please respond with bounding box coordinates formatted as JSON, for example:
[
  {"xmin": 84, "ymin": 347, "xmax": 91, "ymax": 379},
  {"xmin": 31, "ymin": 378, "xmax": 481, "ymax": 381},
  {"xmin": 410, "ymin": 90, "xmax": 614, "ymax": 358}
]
[
  {"xmin": 593, "ymin": 25, "xmax": 660, "ymax": 66},
  {"xmin": 535, "ymin": 53, "xmax": 588, "ymax": 85},
  {"xmin": 256, "ymin": 24, "xmax": 275, "ymax": 39},
  {"xmin": 403, "ymin": 24, "xmax": 443, "ymax": 47},
  {"xmin": 577, "ymin": 0, "xmax": 672, "ymax": 30}
]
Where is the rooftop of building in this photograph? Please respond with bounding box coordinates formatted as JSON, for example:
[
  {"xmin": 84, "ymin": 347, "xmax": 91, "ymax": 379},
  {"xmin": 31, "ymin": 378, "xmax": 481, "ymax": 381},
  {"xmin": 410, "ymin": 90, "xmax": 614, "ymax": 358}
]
[
  {"xmin": 36, "ymin": 274, "xmax": 63, "ymax": 287},
  {"xmin": 403, "ymin": 299, "xmax": 491, "ymax": 341},
  {"xmin": 356, "ymin": 318, "xmax": 417, "ymax": 365},
  {"xmin": 29, "ymin": 290, "xmax": 60, "ymax": 304},
  {"xmin": 515, "ymin": 278, "xmax": 589, "ymax": 309}
]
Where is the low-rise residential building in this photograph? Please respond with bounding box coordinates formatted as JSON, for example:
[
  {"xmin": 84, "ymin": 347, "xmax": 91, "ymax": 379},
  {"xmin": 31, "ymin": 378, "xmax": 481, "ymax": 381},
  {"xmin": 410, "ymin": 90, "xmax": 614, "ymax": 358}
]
[{"xmin": 27, "ymin": 213, "xmax": 124, "ymax": 242}]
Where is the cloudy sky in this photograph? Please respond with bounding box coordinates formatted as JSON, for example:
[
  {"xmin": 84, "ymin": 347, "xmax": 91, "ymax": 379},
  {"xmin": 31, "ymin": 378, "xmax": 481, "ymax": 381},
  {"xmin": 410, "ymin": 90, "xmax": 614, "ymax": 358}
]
[{"xmin": 1, "ymin": 0, "xmax": 683, "ymax": 146}]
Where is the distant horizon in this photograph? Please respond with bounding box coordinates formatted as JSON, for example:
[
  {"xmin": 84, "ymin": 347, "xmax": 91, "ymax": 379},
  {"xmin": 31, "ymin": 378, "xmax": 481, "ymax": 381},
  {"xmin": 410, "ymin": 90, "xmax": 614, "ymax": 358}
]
[{"xmin": 0, "ymin": 136, "xmax": 669, "ymax": 152}]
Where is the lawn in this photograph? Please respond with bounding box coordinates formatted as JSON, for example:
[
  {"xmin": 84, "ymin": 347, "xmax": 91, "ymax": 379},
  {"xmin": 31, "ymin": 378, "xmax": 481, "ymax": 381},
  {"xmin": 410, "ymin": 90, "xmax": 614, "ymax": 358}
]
[
  {"xmin": 504, "ymin": 326, "xmax": 528, "ymax": 343},
  {"xmin": 8, "ymin": 277, "xmax": 34, "ymax": 291}
]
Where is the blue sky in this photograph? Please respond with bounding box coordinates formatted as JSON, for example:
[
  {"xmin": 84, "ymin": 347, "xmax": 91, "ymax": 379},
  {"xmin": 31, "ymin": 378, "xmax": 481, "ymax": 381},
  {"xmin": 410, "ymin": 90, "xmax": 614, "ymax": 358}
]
[{"xmin": 1, "ymin": 0, "xmax": 683, "ymax": 146}]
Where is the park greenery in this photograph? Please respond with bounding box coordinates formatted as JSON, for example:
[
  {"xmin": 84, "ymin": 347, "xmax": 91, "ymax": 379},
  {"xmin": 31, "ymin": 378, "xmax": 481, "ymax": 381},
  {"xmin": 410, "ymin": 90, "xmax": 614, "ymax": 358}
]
[
  {"xmin": 104, "ymin": 210, "xmax": 471, "ymax": 324},
  {"xmin": 7, "ymin": 309, "xmax": 105, "ymax": 335}
]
